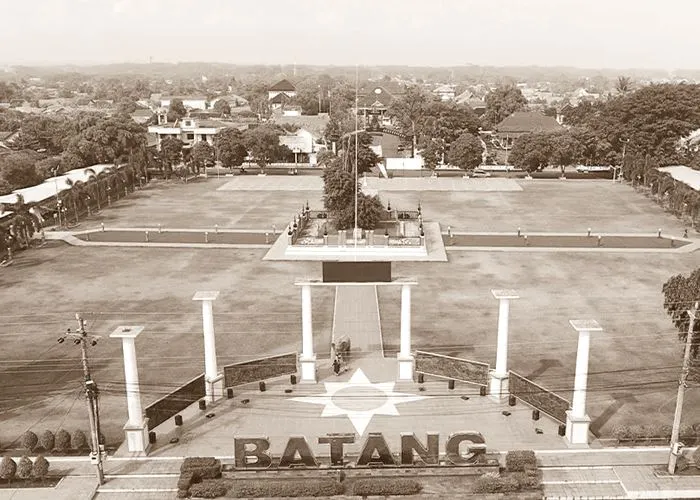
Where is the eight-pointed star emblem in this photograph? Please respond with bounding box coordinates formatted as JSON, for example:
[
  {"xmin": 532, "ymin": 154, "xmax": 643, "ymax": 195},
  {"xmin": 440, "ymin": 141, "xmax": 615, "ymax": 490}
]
[{"xmin": 290, "ymin": 368, "xmax": 427, "ymax": 436}]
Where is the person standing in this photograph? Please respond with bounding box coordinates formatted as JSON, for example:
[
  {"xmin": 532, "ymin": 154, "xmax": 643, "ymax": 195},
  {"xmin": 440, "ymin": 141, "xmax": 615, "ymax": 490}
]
[{"xmin": 333, "ymin": 355, "xmax": 341, "ymax": 376}]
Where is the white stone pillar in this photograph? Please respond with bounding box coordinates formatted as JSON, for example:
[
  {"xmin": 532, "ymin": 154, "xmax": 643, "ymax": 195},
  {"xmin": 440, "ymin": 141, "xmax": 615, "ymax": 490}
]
[
  {"xmin": 193, "ymin": 291, "xmax": 223, "ymax": 403},
  {"xmin": 566, "ymin": 319, "xmax": 603, "ymax": 445},
  {"xmin": 299, "ymin": 284, "xmax": 316, "ymax": 382},
  {"xmin": 397, "ymin": 284, "xmax": 414, "ymax": 380},
  {"xmin": 489, "ymin": 289, "xmax": 519, "ymax": 398},
  {"xmin": 110, "ymin": 326, "xmax": 149, "ymax": 454}
]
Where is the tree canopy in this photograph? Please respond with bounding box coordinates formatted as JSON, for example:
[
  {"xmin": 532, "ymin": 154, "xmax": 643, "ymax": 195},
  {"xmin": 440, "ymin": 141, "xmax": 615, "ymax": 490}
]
[
  {"xmin": 322, "ymin": 158, "xmax": 383, "ymax": 230},
  {"xmin": 448, "ymin": 133, "xmax": 483, "ymax": 170},
  {"xmin": 243, "ymin": 125, "xmax": 291, "ymax": 168},
  {"xmin": 483, "ymin": 85, "xmax": 528, "ymax": 128},
  {"xmin": 214, "ymin": 128, "xmax": 248, "ymax": 168},
  {"xmin": 338, "ymin": 131, "xmax": 379, "ymax": 174},
  {"xmin": 662, "ymin": 268, "xmax": 700, "ymax": 357}
]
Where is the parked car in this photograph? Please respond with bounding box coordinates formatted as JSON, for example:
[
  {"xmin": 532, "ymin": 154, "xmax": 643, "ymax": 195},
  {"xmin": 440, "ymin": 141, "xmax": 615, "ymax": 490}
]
[{"xmin": 470, "ymin": 168, "xmax": 492, "ymax": 178}]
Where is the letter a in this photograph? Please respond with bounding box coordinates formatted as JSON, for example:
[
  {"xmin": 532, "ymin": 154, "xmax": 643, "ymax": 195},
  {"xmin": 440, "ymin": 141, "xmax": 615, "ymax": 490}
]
[
  {"xmin": 279, "ymin": 436, "xmax": 318, "ymax": 467},
  {"xmin": 357, "ymin": 433, "xmax": 396, "ymax": 466}
]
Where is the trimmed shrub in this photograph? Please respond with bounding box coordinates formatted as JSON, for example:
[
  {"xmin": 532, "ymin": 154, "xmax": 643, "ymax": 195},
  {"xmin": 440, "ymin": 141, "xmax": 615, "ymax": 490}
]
[
  {"xmin": 189, "ymin": 480, "xmax": 229, "ymax": 498},
  {"xmin": 232, "ymin": 478, "xmax": 344, "ymax": 498},
  {"xmin": 177, "ymin": 471, "xmax": 196, "ymax": 490},
  {"xmin": 55, "ymin": 430, "xmax": 71, "ymax": 452},
  {"xmin": 660, "ymin": 425, "xmax": 674, "ymax": 441},
  {"xmin": 680, "ymin": 424, "xmax": 696, "ymax": 442},
  {"xmin": 472, "ymin": 473, "xmax": 520, "ymax": 494},
  {"xmin": 691, "ymin": 447, "xmax": 700, "ymax": 468},
  {"xmin": 0, "ymin": 457, "xmax": 17, "ymax": 482},
  {"xmin": 628, "ymin": 425, "xmax": 645, "ymax": 441},
  {"xmin": 511, "ymin": 469, "xmax": 541, "ymax": 490},
  {"xmin": 350, "ymin": 478, "xmax": 422, "ymax": 496},
  {"xmin": 32, "ymin": 456, "xmax": 49, "ymax": 481},
  {"xmin": 181, "ymin": 457, "xmax": 221, "ymax": 480},
  {"xmin": 506, "ymin": 450, "xmax": 537, "ymax": 472},
  {"xmin": 72, "ymin": 430, "xmax": 88, "ymax": 450},
  {"xmin": 21, "ymin": 431, "xmax": 38, "ymax": 451},
  {"xmin": 611, "ymin": 424, "xmax": 631, "ymax": 441},
  {"xmin": 16, "ymin": 456, "xmax": 32, "ymax": 480},
  {"xmin": 39, "ymin": 430, "xmax": 55, "ymax": 452}
]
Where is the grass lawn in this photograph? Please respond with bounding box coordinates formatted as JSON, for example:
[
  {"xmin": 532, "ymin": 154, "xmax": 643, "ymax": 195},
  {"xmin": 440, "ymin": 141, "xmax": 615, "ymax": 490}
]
[{"xmin": 0, "ymin": 177, "xmax": 698, "ymax": 449}]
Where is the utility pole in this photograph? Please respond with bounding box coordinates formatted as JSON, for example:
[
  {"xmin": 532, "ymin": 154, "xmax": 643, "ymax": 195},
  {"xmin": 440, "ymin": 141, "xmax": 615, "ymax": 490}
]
[
  {"xmin": 58, "ymin": 314, "xmax": 105, "ymax": 485},
  {"xmin": 668, "ymin": 301, "xmax": 699, "ymax": 475}
]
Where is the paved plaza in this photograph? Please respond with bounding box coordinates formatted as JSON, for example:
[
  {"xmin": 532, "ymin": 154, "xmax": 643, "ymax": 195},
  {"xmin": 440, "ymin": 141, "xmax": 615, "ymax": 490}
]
[{"xmin": 217, "ymin": 175, "xmax": 523, "ymax": 192}]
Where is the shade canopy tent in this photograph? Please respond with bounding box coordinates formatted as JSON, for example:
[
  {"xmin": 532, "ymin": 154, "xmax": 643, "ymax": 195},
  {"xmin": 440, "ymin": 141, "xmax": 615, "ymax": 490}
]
[
  {"xmin": 0, "ymin": 164, "xmax": 123, "ymax": 218},
  {"xmin": 657, "ymin": 166, "xmax": 700, "ymax": 192}
]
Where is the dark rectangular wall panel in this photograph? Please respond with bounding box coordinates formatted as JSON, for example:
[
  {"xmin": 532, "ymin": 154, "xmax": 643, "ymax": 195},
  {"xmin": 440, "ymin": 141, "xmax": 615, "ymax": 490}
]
[{"xmin": 322, "ymin": 261, "xmax": 392, "ymax": 283}]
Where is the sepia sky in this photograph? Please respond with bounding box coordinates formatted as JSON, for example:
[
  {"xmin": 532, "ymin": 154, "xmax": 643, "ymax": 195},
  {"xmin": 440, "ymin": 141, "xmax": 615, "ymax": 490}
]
[{"xmin": 1, "ymin": 0, "xmax": 699, "ymax": 69}]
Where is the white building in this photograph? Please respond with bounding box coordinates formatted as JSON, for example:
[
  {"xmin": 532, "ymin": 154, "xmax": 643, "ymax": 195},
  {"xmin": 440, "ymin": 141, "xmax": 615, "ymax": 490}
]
[
  {"xmin": 148, "ymin": 118, "xmax": 225, "ymax": 150},
  {"xmin": 433, "ymin": 84, "xmax": 456, "ymax": 101},
  {"xmin": 160, "ymin": 95, "xmax": 209, "ymax": 110},
  {"xmin": 278, "ymin": 128, "xmax": 324, "ymax": 165},
  {"xmin": 268, "ymin": 79, "xmax": 297, "ymax": 102}
]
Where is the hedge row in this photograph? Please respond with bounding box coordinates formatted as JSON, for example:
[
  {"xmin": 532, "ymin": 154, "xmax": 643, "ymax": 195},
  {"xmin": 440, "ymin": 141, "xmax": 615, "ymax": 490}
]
[
  {"xmin": 609, "ymin": 424, "xmax": 694, "ymax": 442},
  {"xmin": 0, "ymin": 455, "xmax": 50, "ymax": 482},
  {"xmin": 473, "ymin": 469, "xmax": 540, "ymax": 494},
  {"xmin": 232, "ymin": 478, "xmax": 344, "ymax": 498},
  {"xmin": 350, "ymin": 478, "xmax": 422, "ymax": 496},
  {"xmin": 505, "ymin": 450, "xmax": 537, "ymax": 472},
  {"xmin": 19, "ymin": 430, "xmax": 92, "ymax": 452}
]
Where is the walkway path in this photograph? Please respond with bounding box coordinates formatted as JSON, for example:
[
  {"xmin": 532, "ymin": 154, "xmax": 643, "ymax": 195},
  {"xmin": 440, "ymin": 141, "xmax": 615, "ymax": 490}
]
[{"xmin": 331, "ymin": 285, "xmax": 384, "ymax": 359}]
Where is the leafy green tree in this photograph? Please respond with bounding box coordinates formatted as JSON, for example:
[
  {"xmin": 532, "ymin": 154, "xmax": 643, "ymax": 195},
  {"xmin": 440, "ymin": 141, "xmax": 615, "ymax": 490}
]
[
  {"xmin": 190, "ymin": 141, "xmax": 215, "ymax": 173},
  {"xmin": 662, "ymin": 268, "xmax": 700, "ymax": 357},
  {"xmin": 322, "ymin": 159, "xmax": 383, "ymax": 230},
  {"xmin": 212, "ymin": 99, "xmax": 231, "ymax": 116},
  {"xmin": 448, "ymin": 133, "xmax": 483, "ymax": 170},
  {"xmin": 387, "ymin": 85, "xmax": 430, "ymax": 156},
  {"xmin": 32, "ymin": 456, "xmax": 49, "ymax": 483},
  {"xmin": 214, "ymin": 128, "xmax": 247, "ymax": 168},
  {"xmin": 0, "ymin": 152, "xmax": 43, "ymax": 191},
  {"xmin": 39, "ymin": 430, "xmax": 55, "ymax": 452},
  {"xmin": 167, "ymin": 98, "xmax": 187, "ymax": 122},
  {"xmin": 72, "ymin": 430, "xmax": 88, "ymax": 450},
  {"xmin": 243, "ymin": 125, "xmax": 291, "ymax": 171},
  {"xmin": 0, "ymin": 457, "xmax": 16, "ymax": 484},
  {"xmin": 509, "ymin": 133, "xmax": 553, "ymax": 172},
  {"xmin": 21, "ymin": 430, "xmax": 38, "ymax": 452},
  {"xmin": 419, "ymin": 139, "xmax": 444, "ymax": 170},
  {"xmin": 160, "ymin": 136, "xmax": 184, "ymax": 177},
  {"xmin": 548, "ymin": 131, "xmax": 583, "ymax": 170},
  {"xmin": 483, "ymin": 85, "xmax": 528, "ymax": 128},
  {"xmin": 616, "ymin": 76, "xmax": 633, "ymax": 94},
  {"xmin": 323, "ymin": 159, "xmax": 356, "ymax": 214},
  {"xmin": 290, "ymin": 86, "xmax": 320, "ymax": 115},
  {"xmin": 16, "ymin": 457, "xmax": 32, "ymax": 481},
  {"xmin": 339, "ymin": 131, "xmax": 379, "ymax": 174}
]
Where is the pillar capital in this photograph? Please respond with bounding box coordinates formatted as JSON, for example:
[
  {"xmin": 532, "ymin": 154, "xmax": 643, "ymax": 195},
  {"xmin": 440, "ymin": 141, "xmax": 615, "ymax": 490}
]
[
  {"xmin": 110, "ymin": 325, "xmax": 145, "ymax": 340},
  {"xmin": 569, "ymin": 319, "xmax": 603, "ymax": 333},
  {"xmin": 491, "ymin": 289, "xmax": 519, "ymax": 300},
  {"xmin": 193, "ymin": 291, "xmax": 220, "ymax": 302}
]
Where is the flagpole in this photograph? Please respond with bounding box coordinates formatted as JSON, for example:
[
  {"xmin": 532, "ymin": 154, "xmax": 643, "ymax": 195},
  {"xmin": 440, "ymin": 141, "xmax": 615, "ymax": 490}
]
[{"xmin": 354, "ymin": 64, "xmax": 359, "ymax": 250}]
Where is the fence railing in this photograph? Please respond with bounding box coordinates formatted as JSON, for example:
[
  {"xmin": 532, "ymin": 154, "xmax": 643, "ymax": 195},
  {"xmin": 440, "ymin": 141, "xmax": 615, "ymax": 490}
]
[
  {"xmin": 508, "ymin": 370, "xmax": 570, "ymax": 423},
  {"xmin": 144, "ymin": 373, "xmax": 205, "ymax": 430},
  {"xmin": 414, "ymin": 351, "xmax": 490, "ymax": 386}
]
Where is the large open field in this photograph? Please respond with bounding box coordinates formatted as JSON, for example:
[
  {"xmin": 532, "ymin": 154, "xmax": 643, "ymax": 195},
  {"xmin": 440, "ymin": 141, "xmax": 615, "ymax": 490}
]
[{"xmin": 0, "ymin": 177, "xmax": 697, "ymax": 447}]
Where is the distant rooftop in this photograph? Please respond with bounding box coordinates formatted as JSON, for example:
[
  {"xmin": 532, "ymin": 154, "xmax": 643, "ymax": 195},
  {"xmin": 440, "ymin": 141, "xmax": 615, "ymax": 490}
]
[
  {"xmin": 269, "ymin": 79, "xmax": 296, "ymax": 92},
  {"xmin": 496, "ymin": 111, "xmax": 563, "ymax": 134}
]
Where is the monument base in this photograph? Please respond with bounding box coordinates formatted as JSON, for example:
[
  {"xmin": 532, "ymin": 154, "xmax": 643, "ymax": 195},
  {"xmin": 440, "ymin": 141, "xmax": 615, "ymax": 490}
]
[
  {"xmin": 397, "ymin": 354, "xmax": 414, "ymax": 381},
  {"xmin": 565, "ymin": 410, "xmax": 591, "ymax": 445},
  {"xmin": 489, "ymin": 371, "xmax": 509, "ymax": 400},
  {"xmin": 205, "ymin": 373, "xmax": 224, "ymax": 403},
  {"xmin": 123, "ymin": 417, "xmax": 151, "ymax": 455},
  {"xmin": 299, "ymin": 355, "xmax": 317, "ymax": 383}
]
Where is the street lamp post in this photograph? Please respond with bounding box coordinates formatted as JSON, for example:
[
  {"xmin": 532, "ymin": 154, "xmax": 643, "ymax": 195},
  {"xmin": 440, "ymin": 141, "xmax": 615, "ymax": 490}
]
[{"xmin": 617, "ymin": 138, "xmax": 630, "ymax": 183}]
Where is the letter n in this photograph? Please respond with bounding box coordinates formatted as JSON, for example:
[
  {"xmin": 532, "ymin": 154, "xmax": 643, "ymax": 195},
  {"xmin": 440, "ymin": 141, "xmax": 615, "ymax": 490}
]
[{"xmin": 400, "ymin": 432, "xmax": 439, "ymax": 465}]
